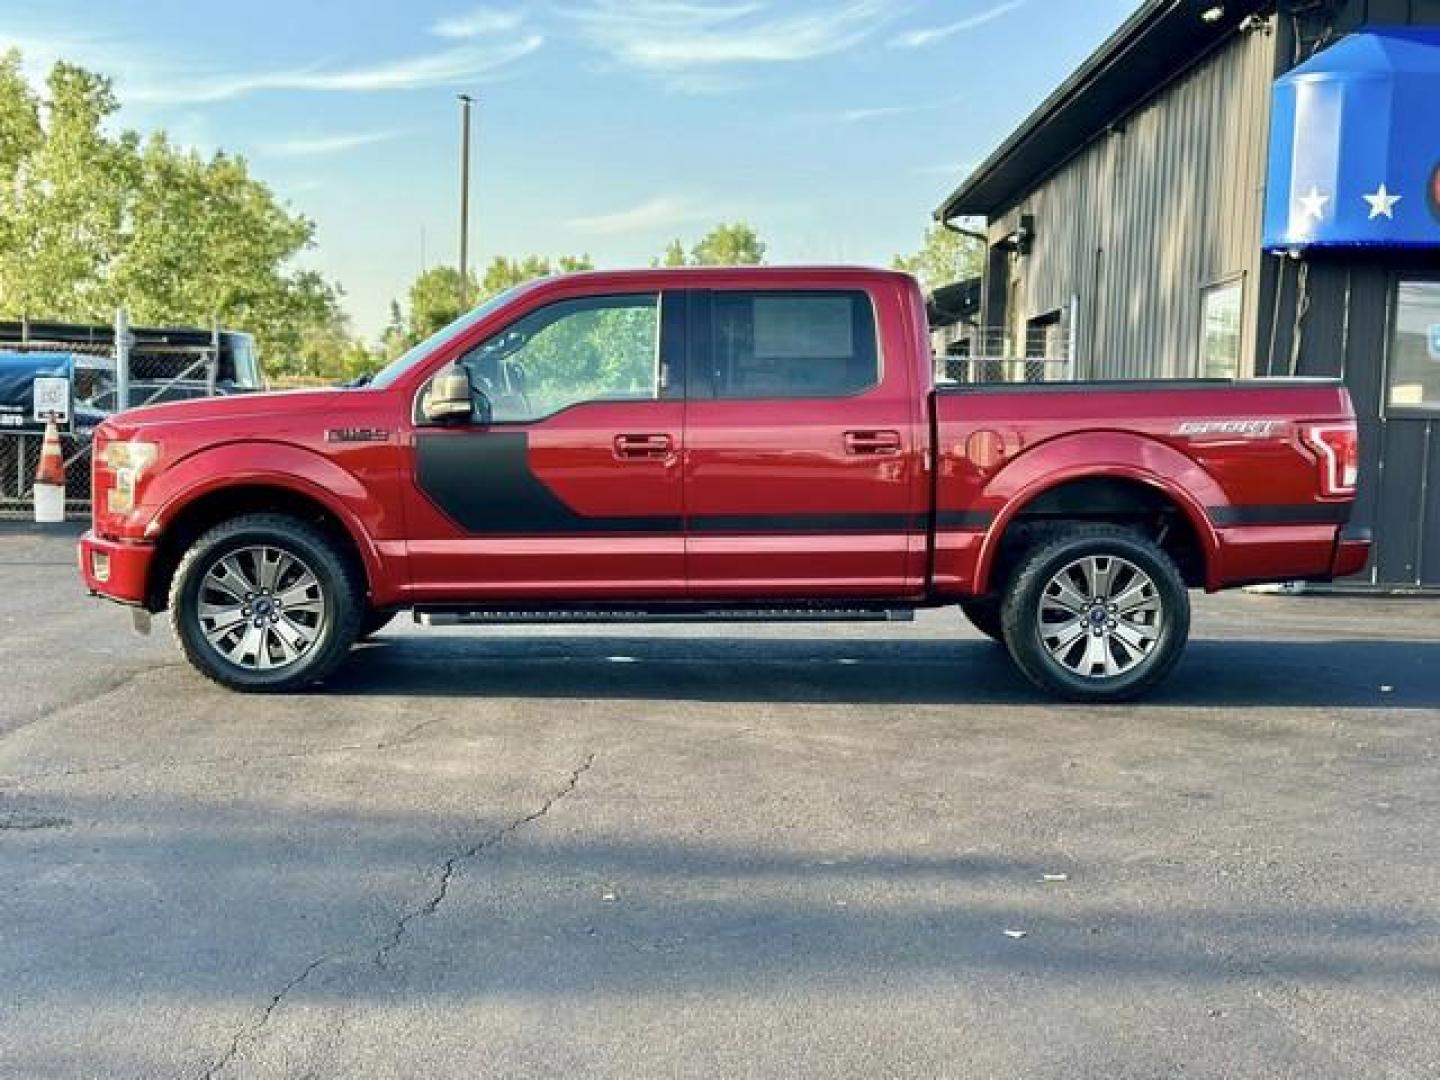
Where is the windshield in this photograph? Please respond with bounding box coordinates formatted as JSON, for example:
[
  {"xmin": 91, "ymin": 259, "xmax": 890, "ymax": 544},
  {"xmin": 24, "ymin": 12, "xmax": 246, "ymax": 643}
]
[
  {"xmin": 367, "ymin": 286, "xmax": 526, "ymax": 390},
  {"xmin": 226, "ymin": 334, "xmax": 262, "ymax": 389}
]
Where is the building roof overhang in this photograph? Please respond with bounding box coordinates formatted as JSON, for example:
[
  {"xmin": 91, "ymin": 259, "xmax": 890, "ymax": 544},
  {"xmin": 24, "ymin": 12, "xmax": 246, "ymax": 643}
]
[{"xmin": 934, "ymin": 0, "xmax": 1270, "ymax": 222}]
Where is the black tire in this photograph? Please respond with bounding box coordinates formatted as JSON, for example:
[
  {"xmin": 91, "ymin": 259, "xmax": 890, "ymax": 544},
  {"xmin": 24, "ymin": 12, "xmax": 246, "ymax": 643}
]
[
  {"xmin": 168, "ymin": 513, "xmax": 365, "ymax": 692},
  {"xmin": 1000, "ymin": 524, "xmax": 1190, "ymax": 702},
  {"xmin": 958, "ymin": 597, "xmax": 1005, "ymax": 642},
  {"xmin": 359, "ymin": 609, "xmax": 399, "ymax": 640}
]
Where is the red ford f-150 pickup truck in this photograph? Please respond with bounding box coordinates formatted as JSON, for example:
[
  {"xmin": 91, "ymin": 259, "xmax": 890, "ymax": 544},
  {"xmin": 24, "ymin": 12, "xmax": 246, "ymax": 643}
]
[{"xmin": 80, "ymin": 267, "xmax": 1369, "ymax": 700}]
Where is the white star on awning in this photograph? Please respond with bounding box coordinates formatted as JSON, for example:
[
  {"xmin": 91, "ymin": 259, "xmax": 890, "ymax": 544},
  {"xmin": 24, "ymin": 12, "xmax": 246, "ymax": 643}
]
[
  {"xmin": 1297, "ymin": 185, "xmax": 1330, "ymax": 221},
  {"xmin": 1363, "ymin": 183, "xmax": 1402, "ymax": 220}
]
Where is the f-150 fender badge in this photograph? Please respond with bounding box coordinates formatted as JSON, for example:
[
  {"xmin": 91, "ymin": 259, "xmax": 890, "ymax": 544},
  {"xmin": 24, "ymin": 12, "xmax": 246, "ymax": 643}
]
[
  {"xmin": 1173, "ymin": 419, "xmax": 1280, "ymax": 439},
  {"xmin": 326, "ymin": 427, "xmax": 392, "ymax": 444}
]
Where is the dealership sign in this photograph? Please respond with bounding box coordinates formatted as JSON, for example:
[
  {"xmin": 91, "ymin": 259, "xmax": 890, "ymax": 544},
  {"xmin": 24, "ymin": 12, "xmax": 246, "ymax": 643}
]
[{"xmin": 1264, "ymin": 27, "xmax": 1440, "ymax": 250}]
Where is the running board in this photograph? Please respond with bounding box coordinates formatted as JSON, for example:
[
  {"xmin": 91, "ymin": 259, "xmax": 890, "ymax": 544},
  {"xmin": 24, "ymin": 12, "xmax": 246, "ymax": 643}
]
[{"xmin": 414, "ymin": 603, "xmax": 916, "ymax": 627}]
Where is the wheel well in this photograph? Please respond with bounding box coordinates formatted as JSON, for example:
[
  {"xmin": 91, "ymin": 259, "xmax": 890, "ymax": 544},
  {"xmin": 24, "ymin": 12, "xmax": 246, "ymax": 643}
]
[
  {"xmin": 145, "ymin": 485, "xmax": 369, "ymax": 612},
  {"xmin": 986, "ymin": 477, "xmax": 1207, "ymax": 594}
]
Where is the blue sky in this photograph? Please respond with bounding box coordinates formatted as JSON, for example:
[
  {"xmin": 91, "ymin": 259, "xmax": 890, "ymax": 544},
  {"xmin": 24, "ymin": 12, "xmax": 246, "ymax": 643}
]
[{"xmin": 3, "ymin": 0, "xmax": 1136, "ymax": 340}]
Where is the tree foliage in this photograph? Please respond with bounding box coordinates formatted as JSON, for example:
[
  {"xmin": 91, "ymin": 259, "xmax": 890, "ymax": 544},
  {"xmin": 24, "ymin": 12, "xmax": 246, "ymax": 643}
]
[
  {"xmin": 0, "ymin": 50, "xmax": 344, "ymax": 375},
  {"xmin": 658, "ymin": 222, "xmax": 766, "ymax": 267},
  {"xmin": 891, "ymin": 223, "xmax": 983, "ymax": 292}
]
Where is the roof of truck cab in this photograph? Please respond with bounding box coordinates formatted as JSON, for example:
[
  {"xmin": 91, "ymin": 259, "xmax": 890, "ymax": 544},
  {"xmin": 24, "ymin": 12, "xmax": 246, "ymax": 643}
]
[{"xmin": 535, "ymin": 266, "xmax": 915, "ymax": 289}]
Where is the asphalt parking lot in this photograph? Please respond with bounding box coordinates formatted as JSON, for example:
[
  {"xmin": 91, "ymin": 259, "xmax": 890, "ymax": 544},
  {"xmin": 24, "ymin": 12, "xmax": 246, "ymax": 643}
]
[{"xmin": 1, "ymin": 525, "xmax": 1438, "ymax": 1079}]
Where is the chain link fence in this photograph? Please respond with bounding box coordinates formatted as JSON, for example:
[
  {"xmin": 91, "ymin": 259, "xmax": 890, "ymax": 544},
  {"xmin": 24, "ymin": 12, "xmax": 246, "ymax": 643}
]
[{"xmin": 0, "ymin": 319, "xmax": 230, "ymax": 519}]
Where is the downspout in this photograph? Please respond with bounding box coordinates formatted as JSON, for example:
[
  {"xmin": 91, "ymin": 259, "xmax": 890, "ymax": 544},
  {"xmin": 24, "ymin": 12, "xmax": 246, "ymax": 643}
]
[{"xmin": 938, "ymin": 216, "xmax": 988, "ymax": 246}]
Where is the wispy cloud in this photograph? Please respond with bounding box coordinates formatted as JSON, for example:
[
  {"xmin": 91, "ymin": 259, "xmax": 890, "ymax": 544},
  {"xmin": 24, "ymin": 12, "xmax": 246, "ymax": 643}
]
[
  {"xmin": 124, "ymin": 37, "xmax": 543, "ymax": 103},
  {"xmin": 567, "ymin": 195, "xmax": 711, "ymax": 235},
  {"xmin": 566, "ymin": 1, "xmax": 899, "ymax": 92},
  {"xmin": 430, "ymin": 7, "xmax": 524, "ymax": 40},
  {"xmin": 805, "ymin": 96, "xmax": 963, "ymax": 125},
  {"xmin": 890, "ymin": 0, "xmax": 1027, "ymax": 49},
  {"xmin": 258, "ymin": 129, "xmax": 405, "ymax": 158}
]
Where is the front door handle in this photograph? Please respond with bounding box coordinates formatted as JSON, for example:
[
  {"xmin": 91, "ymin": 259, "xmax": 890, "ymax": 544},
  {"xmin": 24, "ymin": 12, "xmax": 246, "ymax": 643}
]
[
  {"xmin": 614, "ymin": 433, "xmax": 674, "ymax": 460},
  {"xmin": 843, "ymin": 429, "xmax": 902, "ymax": 456}
]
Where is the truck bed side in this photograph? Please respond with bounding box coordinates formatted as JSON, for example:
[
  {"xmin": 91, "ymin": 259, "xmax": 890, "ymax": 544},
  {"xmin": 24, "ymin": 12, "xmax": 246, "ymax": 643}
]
[{"xmin": 931, "ymin": 379, "xmax": 1360, "ymax": 595}]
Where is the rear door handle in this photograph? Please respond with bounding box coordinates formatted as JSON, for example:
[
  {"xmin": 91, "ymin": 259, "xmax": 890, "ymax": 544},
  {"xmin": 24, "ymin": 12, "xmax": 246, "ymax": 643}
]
[
  {"xmin": 843, "ymin": 430, "xmax": 902, "ymax": 456},
  {"xmin": 614, "ymin": 433, "xmax": 674, "ymax": 460}
]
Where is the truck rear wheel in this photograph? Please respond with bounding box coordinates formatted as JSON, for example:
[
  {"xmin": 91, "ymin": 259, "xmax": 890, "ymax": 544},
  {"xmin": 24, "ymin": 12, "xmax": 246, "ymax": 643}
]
[
  {"xmin": 168, "ymin": 513, "xmax": 364, "ymax": 692},
  {"xmin": 1000, "ymin": 525, "xmax": 1189, "ymax": 702}
]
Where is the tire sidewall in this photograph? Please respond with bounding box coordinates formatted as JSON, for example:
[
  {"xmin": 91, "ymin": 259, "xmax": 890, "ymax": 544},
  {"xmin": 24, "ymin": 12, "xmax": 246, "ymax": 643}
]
[
  {"xmin": 1002, "ymin": 530, "xmax": 1190, "ymax": 702},
  {"xmin": 171, "ymin": 516, "xmax": 362, "ymax": 691}
]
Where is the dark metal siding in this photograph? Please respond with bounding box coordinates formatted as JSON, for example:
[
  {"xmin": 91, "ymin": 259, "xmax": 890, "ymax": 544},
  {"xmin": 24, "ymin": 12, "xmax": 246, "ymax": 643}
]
[{"xmin": 1260, "ymin": 253, "xmax": 1440, "ymax": 587}]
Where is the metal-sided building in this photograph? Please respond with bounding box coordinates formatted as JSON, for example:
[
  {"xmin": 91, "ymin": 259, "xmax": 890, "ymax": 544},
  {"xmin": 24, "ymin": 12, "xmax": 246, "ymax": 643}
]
[{"xmin": 934, "ymin": 0, "xmax": 1440, "ymax": 589}]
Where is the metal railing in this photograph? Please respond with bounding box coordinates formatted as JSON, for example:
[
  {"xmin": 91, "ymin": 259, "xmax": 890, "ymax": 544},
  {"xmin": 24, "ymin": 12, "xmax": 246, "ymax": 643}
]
[{"xmin": 934, "ymin": 326, "xmax": 1073, "ymax": 385}]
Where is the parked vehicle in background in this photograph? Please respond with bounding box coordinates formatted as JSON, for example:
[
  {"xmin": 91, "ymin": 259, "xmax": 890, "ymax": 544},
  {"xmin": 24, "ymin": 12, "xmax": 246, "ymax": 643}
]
[
  {"xmin": 79, "ymin": 268, "xmax": 1368, "ymax": 701},
  {"xmin": 0, "ymin": 321, "xmax": 263, "ymax": 516}
]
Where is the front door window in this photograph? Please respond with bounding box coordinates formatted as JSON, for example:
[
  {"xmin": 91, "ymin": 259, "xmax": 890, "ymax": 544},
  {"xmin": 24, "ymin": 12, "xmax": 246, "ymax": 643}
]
[{"xmin": 459, "ymin": 293, "xmax": 661, "ymax": 422}]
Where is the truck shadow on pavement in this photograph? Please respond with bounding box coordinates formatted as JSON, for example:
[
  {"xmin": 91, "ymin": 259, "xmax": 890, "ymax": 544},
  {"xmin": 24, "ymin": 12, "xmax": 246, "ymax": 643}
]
[{"xmin": 325, "ymin": 635, "xmax": 1438, "ymax": 709}]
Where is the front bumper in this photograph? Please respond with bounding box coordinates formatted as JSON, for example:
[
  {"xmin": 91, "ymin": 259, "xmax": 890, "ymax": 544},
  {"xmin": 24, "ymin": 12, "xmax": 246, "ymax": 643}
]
[{"xmin": 79, "ymin": 529, "xmax": 156, "ymax": 606}]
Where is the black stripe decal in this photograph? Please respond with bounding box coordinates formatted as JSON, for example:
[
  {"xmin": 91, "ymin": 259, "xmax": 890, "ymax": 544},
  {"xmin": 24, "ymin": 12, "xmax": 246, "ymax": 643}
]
[
  {"xmin": 1207, "ymin": 503, "xmax": 1352, "ymax": 527},
  {"xmin": 935, "ymin": 510, "xmax": 996, "ymax": 529},
  {"xmin": 416, "ymin": 432, "xmax": 684, "ymax": 534}
]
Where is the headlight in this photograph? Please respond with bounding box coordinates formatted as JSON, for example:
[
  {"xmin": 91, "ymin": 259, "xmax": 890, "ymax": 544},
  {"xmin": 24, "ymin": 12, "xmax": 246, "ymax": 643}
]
[{"xmin": 102, "ymin": 440, "xmax": 159, "ymax": 514}]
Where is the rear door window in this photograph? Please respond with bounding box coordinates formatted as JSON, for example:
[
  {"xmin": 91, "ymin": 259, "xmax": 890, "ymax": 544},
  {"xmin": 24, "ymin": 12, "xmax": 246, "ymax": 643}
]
[{"xmin": 704, "ymin": 291, "xmax": 879, "ymax": 399}]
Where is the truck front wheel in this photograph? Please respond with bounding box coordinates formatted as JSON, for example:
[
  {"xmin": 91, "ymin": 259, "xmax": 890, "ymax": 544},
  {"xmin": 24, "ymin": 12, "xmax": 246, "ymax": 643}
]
[
  {"xmin": 168, "ymin": 513, "xmax": 365, "ymax": 692},
  {"xmin": 1000, "ymin": 525, "xmax": 1189, "ymax": 702}
]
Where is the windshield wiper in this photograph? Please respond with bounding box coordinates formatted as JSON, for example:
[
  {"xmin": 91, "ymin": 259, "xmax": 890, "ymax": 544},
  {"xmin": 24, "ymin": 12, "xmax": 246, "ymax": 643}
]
[{"xmin": 341, "ymin": 372, "xmax": 374, "ymax": 388}]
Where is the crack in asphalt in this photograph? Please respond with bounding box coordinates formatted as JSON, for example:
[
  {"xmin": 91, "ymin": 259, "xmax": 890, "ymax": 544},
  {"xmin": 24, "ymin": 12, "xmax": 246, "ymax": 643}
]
[
  {"xmin": 191, "ymin": 751, "xmax": 596, "ymax": 1080},
  {"xmin": 372, "ymin": 750, "xmax": 597, "ymax": 970},
  {"xmin": 196, "ymin": 954, "xmax": 336, "ymax": 1080}
]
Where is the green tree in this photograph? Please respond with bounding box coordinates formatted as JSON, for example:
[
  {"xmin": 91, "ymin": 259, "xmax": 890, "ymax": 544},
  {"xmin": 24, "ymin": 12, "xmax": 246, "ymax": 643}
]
[
  {"xmin": 0, "ymin": 50, "xmax": 41, "ymax": 282},
  {"xmin": 106, "ymin": 134, "xmax": 338, "ymax": 364},
  {"xmin": 688, "ymin": 222, "xmax": 766, "ymax": 266},
  {"xmin": 405, "ymin": 265, "xmax": 479, "ymax": 342},
  {"xmin": 656, "ymin": 238, "xmax": 687, "ymax": 267},
  {"xmin": 0, "ymin": 51, "xmax": 351, "ymax": 376},
  {"xmin": 0, "ymin": 61, "xmax": 136, "ymax": 318},
  {"xmin": 381, "ymin": 299, "xmax": 408, "ymax": 360},
  {"xmin": 479, "ymin": 252, "xmax": 593, "ymax": 299},
  {"xmin": 294, "ymin": 308, "xmax": 380, "ymax": 381},
  {"xmin": 892, "ymin": 223, "xmax": 983, "ymax": 292}
]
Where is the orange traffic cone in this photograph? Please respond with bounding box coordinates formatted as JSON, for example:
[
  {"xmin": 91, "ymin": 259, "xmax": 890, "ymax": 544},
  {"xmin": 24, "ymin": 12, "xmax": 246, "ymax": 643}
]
[{"xmin": 33, "ymin": 418, "xmax": 66, "ymax": 523}]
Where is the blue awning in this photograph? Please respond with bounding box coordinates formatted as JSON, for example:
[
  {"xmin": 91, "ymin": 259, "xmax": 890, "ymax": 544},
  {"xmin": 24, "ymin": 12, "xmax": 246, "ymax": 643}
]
[{"xmin": 1263, "ymin": 27, "xmax": 1440, "ymax": 251}]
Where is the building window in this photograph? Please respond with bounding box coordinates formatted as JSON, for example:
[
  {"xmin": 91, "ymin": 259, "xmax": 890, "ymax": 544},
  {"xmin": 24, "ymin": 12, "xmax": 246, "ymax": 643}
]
[
  {"xmin": 708, "ymin": 291, "xmax": 878, "ymax": 399},
  {"xmin": 1024, "ymin": 309, "xmax": 1062, "ymax": 359},
  {"xmin": 1200, "ymin": 278, "xmax": 1243, "ymax": 379},
  {"xmin": 1387, "ymin": 281, "xmax": 1440, "ymax": 413}
]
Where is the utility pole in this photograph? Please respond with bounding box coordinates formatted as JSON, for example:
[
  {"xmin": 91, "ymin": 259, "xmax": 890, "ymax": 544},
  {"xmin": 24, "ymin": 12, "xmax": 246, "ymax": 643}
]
[{"xmin": 457, "ymin": 93, "xmax": 474, "ymax": 311}]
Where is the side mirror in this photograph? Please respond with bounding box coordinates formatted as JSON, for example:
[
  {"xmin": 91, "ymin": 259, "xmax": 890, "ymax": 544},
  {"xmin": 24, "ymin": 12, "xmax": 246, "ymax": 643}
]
[{"xmin": 422, "ymin": 364, "xmax": 475, "ymax": 424}]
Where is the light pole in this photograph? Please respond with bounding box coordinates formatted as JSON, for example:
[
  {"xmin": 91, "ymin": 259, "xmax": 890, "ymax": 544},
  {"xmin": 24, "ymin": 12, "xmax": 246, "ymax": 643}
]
[{"xmin": 457, "ymin": 93, "xmax": 474, "ymax": 311}]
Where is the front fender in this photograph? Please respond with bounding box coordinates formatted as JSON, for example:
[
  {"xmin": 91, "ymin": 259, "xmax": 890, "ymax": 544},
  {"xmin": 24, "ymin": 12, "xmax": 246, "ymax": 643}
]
[
  {"xmin": 138, "ymin": 441, "xmax": 388, "ymax": 596},
  {"xmin": 973, "ymin": 431, "xmax": 1225, "ymax": 593}
]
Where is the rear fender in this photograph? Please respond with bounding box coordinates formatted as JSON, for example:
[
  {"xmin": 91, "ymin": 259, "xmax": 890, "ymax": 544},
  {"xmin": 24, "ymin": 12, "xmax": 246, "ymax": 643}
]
[{"xmin": 974, "ymin": 432, "xmax": 1224, "ymax": 593}]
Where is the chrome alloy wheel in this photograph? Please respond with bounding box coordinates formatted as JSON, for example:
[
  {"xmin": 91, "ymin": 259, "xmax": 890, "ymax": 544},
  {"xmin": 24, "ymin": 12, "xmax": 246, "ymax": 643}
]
[
  {"xmin": 196, "ymin": 545, "xmax": 327, "ymax": 671},
  {"xmin": 1036, "ymin": 555, "xmax": 1164, "ymax": 679}
]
